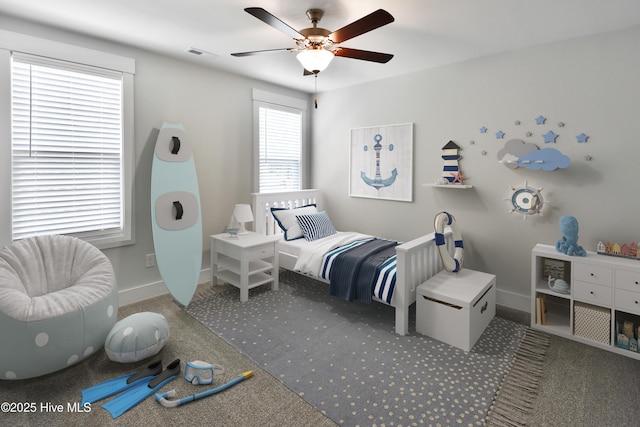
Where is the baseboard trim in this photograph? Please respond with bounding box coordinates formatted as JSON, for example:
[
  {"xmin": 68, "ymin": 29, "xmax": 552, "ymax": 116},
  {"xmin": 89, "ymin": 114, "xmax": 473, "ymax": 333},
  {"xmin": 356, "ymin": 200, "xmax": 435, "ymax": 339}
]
[
  {"xmin": 118, "ymin": 268, "xmax": 211, "ymax": 307},
  {"xmin": 496, "ymin": 288, "xmax": 530, "ymax": 313},
  {"xmin": 119, "ymin": 269, "xmax": 532, "ymax": 314}
]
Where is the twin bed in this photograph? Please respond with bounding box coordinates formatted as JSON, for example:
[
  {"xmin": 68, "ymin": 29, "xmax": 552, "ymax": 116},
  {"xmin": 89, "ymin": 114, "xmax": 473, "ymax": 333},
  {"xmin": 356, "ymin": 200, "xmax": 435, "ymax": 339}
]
[{"xmin": 251, "ymin": 189, "xmax": 452, "ymax": 336}]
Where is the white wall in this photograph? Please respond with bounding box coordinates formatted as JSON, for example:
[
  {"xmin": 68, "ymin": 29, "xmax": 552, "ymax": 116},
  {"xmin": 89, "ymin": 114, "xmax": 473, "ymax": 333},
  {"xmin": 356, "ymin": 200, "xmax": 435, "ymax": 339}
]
[
  {"xmin": 311, "ymin": 25, "xmax": 640, "ymax": 311},
  {"xmin": 0, "ymin": 15, "xmax": 310, "ymax": 304}
]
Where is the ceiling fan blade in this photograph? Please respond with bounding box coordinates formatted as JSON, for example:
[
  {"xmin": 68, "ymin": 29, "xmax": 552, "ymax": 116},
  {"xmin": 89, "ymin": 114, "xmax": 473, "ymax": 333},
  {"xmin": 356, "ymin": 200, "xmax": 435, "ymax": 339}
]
[
  {"xmin": 303, "ymin": 68, "xmax": 314, "ymax": 76},
  {"xmin": 244, "ymin": 7, "xmax": 304, "ymax": 40},
  {"xmin": 329, "ymin": 9, "xmax": 394, "ymax": 44},
  {"xmin": 231, "ymin": 48, "xmax": 293, "ymax": 57},
  {"xmin": 333, "ymin": 47, "xmax": 394, "ymax": 63}
]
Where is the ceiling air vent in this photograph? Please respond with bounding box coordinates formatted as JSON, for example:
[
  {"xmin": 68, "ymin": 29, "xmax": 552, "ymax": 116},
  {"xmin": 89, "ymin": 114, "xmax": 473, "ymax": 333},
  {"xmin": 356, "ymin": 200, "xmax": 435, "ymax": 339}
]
[{"xmin": 185, "ymin": 47, "xmax": 219, "ymax": 58}]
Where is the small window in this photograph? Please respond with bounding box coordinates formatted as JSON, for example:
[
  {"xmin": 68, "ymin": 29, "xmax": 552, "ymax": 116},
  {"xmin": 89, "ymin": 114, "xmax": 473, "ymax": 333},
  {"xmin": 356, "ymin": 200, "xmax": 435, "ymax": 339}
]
[
  {"xmin": 253, "ymin": 89, "xmax": 307, "ymax": 193},
  {"xmin": 10, "ymin": 52, "xmax": 133, "ymax": 248},
  {"xmin": 258, "ymin": 105, "xmax": 302, "ymax": 192}
]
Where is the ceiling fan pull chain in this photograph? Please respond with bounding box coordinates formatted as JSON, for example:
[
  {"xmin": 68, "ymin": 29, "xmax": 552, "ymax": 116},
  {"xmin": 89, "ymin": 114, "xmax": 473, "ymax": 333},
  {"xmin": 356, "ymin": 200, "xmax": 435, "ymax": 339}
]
[{"xmin": 314, "ymin": 74, "xmax": 318, "ymax": 109}]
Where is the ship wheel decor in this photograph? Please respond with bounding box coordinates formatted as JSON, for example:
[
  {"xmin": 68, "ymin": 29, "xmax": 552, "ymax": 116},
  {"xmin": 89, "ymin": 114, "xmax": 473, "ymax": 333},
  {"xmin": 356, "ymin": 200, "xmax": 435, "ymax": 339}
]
[{"xmin": 505, "ymin": 181, "xmax": 547, "ymax": 220}]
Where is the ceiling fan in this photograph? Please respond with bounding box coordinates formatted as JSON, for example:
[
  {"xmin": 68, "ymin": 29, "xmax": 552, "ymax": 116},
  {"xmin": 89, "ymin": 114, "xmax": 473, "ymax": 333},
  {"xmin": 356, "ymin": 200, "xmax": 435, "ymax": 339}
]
[{"xmin": 231, "ymin": 7, "xmax": 395, "ymax": 75}]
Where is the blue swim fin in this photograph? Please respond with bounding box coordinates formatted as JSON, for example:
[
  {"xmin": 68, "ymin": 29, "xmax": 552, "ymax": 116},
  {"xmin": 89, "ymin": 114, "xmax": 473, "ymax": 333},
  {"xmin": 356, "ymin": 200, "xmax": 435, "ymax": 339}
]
[
  {"xmin": 102, "ymin": 359, "xmax": 181, "ymax": 419},
  {"xmin": 81, "ymin": 360, "xmax": 163, "ymax": 405}
]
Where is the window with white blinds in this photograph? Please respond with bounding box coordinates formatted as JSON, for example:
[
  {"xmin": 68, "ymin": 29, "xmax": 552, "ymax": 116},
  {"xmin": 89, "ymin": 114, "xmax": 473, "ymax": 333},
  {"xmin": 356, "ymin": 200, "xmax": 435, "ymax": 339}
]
[
  {"xmin": 10, "ymin": 53, "xmax": 128, "ymax": 244},
  {"xmin": 258, "ymin": 105, "xmax": 302, "ymax": 192}
]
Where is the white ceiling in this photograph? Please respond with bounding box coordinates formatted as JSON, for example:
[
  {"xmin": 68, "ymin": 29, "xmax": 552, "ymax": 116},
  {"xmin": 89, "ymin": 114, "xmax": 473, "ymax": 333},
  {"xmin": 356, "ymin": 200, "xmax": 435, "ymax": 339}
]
[{"xmin": 1, "ymin": 0, "xmax": 639, "ymax": 93}]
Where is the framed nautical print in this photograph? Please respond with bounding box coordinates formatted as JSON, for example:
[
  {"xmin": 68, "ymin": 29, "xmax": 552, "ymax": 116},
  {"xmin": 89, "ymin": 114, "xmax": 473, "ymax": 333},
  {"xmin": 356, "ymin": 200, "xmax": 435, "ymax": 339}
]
[{"xmin": 349, "ymin": 123, "xmax": 413, "ymax": 202}]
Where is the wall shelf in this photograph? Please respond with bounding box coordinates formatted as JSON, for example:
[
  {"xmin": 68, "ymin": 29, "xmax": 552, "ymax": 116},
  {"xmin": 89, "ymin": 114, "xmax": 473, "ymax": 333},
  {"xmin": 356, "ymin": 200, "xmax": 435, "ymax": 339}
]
[{"xmin": 423, "ymin": 183, "xmax": 473, "ymax": 189}]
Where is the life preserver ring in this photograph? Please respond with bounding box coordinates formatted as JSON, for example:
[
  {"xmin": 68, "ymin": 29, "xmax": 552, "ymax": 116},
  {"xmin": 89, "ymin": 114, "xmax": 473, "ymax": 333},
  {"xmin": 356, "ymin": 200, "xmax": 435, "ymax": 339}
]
[{"xmin": 434, "ymin": 211, "xmax": 464, "ymax": 273}]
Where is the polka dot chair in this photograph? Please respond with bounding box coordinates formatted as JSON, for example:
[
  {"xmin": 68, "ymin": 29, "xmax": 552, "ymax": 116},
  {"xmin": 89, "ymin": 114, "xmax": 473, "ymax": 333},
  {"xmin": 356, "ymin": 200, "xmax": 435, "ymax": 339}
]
[{"xmin": 0, "ymin": 235, "xmax": 118, "ymax": 380}]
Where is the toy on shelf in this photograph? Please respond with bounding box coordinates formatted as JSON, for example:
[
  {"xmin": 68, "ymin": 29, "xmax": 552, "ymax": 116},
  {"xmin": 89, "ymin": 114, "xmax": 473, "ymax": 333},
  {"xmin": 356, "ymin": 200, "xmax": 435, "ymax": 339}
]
[
  {"xmin": 548, "ymin": 276, "xmax": 570, "ymax": 294},
  {"xmin": 556, "ymin": 215, "xmax": 586, "ymax": 257},
  {"xmin": 597, "ymin": 241, "xmax": 640, "ymax": 261}
]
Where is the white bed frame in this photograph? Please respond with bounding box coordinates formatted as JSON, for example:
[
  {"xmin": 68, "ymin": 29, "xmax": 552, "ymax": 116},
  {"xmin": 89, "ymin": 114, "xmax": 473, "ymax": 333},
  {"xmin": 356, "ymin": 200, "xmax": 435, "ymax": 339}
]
[{"xmin": 252, "ymin": 189, "xmax": 451, "ymax": 336}]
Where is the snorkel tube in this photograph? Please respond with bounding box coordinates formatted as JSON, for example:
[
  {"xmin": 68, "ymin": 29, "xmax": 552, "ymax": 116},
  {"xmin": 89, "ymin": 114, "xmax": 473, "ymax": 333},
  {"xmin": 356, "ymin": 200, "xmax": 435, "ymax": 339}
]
[{"xmin": 155, "ymin": 371, "xmax": 253, "ymax": 408}]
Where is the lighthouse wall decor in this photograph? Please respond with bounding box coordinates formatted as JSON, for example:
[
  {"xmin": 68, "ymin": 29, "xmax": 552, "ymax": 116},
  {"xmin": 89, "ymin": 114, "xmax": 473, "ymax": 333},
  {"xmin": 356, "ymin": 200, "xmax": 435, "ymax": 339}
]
[
  {"xmin": 425, "ymin": 140, "xmax": 472, "ymax": 188},
  {"xmin": 441, "ymin": 140, "xmax": 465, "ymax": 184},
  {"xmin": 349, "ymin": 123, "xmax": 413, "ymax": 202}
]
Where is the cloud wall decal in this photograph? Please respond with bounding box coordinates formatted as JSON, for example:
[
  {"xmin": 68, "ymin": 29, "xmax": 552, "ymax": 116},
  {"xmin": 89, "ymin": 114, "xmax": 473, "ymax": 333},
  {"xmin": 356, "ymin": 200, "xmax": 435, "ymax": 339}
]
[
  {"xmin": 517, "ymin": 147, "xmax": 571, "ymax": 171},
  {"xmin": 497, "ymin": 139, "xmax": 539, "ymax": 169}
]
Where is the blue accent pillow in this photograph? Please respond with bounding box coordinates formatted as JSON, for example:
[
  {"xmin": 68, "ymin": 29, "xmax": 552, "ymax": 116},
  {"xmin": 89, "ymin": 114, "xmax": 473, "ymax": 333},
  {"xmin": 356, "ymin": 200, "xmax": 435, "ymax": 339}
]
[
  {"xmin": 296, "ymin": 211, "xmax": 337, "ymax": 241},
  {"xmin": 270, "ymin": 204, "xmax": 317, "ymax": 241}
]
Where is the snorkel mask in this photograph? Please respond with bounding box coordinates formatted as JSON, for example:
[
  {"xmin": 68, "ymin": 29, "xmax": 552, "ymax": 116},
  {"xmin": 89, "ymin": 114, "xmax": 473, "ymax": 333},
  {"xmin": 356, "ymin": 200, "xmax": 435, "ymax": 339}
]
[{"xmin": 184, "ymin": 360, "xmax": 225, "ymax": 385}]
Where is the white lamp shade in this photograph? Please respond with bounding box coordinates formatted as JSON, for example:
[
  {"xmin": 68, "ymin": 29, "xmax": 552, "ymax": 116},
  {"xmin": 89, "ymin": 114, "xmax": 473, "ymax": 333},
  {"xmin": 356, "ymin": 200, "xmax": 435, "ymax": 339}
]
[
  {"xmin": 296, "ymin": 48, "xmax": 334, "ymax": 73},
  {"xmin": 233, "ymin": 204, "xmax": 254, "ymax": 234}
]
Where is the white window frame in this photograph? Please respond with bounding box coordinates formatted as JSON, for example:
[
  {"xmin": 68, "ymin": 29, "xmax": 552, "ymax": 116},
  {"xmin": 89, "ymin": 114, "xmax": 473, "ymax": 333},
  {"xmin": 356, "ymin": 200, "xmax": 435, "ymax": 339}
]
[
  {"xmin": 252, "ymin": 89, "xmax": 308, "ymax": 193},
  {"xmin": 0, "ymin": 30, "xmax": 135, "ymax": 249}
]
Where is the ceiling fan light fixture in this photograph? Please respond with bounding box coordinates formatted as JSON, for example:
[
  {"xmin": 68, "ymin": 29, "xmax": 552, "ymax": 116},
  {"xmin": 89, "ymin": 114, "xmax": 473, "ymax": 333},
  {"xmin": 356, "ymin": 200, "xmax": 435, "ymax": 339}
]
[{"xmin": 296, "ymin": 48, "xmax": 334, "ymax": 73}]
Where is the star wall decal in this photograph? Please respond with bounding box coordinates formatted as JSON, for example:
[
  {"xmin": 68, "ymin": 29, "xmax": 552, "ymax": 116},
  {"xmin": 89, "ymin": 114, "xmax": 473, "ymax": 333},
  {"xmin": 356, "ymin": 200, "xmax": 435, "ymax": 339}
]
[
  {"xmin": 515, "ymin": 120, "xmax": 521, "ymax": 125},
  {"xmin": 542, "ymin": 130, "xmax": 558, "ymax": 143},
  {"xmin": 576, "ymin": 133, "xmax": 589, "ymax": 142},
  {"xmin": 525, "ymin": 131, "xmax": 533, "ymax": 137},
  {"xmin": 496, "ymin": 130, "xmax": 505, "ymax": 139},
  {"xmin": 535, "ymin": 116, "xmax": 546, "ymax": 125},
  {"xmin": 480, "ymin": 126, "xmax": 488, "ymax": 133}
]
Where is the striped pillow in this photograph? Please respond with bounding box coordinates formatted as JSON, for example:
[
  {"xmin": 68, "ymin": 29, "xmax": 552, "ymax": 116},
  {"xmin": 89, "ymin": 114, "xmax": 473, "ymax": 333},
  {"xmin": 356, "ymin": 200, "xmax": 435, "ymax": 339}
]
[{"xmin": 296, "ymin": 211, "xmax": 337, "ymax": 241}]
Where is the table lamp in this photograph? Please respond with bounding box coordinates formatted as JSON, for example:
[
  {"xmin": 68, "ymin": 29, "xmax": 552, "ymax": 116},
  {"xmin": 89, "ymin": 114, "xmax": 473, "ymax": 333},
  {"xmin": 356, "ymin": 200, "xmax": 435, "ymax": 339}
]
[{"xmin": 233, "ymin": 204, "xmax": 254, "ymax": 235}]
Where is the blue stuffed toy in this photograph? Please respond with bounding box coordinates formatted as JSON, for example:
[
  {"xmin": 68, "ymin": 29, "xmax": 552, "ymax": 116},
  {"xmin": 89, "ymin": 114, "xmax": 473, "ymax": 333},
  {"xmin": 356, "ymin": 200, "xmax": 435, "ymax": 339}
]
[{"xmin": 556, "ymin": 215, "xmax": 586, "ymax": 256}]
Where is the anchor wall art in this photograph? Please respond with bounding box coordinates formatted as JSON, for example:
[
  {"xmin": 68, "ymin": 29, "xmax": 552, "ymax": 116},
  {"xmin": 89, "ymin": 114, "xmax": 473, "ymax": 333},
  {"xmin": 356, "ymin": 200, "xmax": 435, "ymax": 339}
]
[{"xmin": 349, "ymin": 123, "xmax": 413, "ymax": 202}]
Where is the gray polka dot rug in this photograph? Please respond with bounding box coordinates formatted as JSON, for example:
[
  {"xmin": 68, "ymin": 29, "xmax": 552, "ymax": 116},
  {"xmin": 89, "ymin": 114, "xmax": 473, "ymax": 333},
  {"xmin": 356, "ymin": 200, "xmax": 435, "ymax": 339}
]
[{"xmin": 185, "ymin": 271, "xmax": 547, "ymax": 426}]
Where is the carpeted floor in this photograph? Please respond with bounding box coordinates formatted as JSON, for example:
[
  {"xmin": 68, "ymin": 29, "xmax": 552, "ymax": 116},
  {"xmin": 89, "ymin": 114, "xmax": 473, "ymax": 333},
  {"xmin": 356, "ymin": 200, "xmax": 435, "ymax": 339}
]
[
  {"xmin": 5, "ymin": 270, "xmax": 638, "ymax": 426},
  {"xmin": 185, "ymin": 270, "xmax": 541, "ymax": 426},
  {"xmin": 0, "ymin": 282, "xmax": 336, "ymax": 427}
]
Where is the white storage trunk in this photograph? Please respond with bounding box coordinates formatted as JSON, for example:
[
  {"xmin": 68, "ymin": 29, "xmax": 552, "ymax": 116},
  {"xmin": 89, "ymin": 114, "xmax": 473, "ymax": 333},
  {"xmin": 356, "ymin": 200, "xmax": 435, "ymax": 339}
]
[{"xmin": 416, "ymin": 269, "xmax": 496, "ymax": 351}]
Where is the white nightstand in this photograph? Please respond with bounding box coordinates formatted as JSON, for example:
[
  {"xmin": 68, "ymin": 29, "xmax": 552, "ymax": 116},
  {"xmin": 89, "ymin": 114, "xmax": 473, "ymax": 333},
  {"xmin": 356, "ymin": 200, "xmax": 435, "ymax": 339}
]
[{"xmin": 210, "ymin": 231, "xmax": 279, "ymax": 302}]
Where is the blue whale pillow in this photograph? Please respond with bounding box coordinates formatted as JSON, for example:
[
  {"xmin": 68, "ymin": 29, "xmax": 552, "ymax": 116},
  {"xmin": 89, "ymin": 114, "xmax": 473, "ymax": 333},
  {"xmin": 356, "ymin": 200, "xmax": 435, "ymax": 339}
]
[{"xmin": 105, "ymin": 312, "xmax": 169, "ymax": 363}]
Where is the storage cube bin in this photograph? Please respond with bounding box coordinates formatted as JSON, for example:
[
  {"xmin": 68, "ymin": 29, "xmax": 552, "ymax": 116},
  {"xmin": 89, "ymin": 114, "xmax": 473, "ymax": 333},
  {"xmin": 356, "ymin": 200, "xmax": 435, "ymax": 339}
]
[
  {"xmin": 416, "ymin": 269, "xmax": 496, "ymax": 351},
  {"xmin": 573, "ymin": 301, "xmax": 611, "ymax": 345}
]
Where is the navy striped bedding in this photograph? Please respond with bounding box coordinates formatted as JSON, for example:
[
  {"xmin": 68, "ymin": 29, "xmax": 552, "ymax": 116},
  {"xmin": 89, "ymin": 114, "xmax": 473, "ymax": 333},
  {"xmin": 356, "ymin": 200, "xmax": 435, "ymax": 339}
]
[{"xmin": 319, "ymin": 238, "xmax": 398, "ymax": 304}]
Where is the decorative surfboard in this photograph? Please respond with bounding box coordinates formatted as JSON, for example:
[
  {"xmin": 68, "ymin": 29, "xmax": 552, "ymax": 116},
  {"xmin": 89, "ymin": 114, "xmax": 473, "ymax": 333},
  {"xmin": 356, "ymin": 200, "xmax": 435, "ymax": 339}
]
[{"xmin": 151, "ymin": 122, "xmax": 202, "ymax": 306}]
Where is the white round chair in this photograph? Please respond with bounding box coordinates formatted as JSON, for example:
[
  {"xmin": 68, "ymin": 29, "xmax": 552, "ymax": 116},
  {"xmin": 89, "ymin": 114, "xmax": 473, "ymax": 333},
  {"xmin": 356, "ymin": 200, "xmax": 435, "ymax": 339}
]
[{"xmin": 0, "ymin": 235, "xmax": 118, "ymax": 380}]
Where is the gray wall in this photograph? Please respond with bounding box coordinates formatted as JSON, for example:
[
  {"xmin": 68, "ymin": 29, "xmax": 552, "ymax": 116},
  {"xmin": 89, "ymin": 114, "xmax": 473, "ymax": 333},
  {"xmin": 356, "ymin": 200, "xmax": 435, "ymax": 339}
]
[
  {"xmin": 311, "ymin": 25, "xmax": 640, "ymax": 310},
  {"xmin": 3, "ymin": 13, "xmax": 639, "ymax": 312},
  {"xmin": 0, "ymin": 15, "xmax": 309, "ymax": 303}
]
